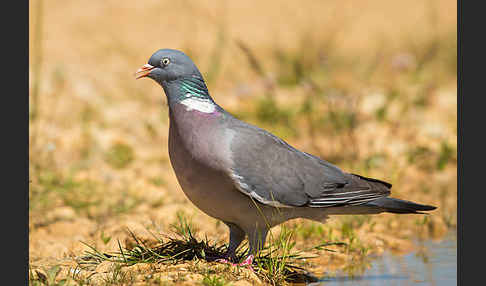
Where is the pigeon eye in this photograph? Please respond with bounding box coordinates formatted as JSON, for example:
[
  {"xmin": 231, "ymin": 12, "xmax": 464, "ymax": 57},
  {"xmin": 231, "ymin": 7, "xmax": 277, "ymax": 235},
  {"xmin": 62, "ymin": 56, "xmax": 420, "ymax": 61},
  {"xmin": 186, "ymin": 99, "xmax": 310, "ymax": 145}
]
[{"xmin": 161, "ymin": 58, "xmax": 170, "ymax": 66}]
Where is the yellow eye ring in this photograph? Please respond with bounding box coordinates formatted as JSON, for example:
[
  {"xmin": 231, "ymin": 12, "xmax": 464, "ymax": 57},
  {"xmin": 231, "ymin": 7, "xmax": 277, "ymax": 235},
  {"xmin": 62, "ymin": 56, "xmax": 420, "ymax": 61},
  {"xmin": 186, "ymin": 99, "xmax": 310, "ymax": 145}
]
[{"xmin": 161, "ymin": 58, "xmax": 170, "ymax": 66}]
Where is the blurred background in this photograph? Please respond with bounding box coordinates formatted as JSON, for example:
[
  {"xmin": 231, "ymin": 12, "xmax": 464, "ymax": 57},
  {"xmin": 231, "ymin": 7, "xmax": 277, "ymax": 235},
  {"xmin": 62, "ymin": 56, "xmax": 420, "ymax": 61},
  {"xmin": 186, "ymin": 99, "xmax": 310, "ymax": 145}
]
[{"xmin": 29, "ymin": 0, "xmax": 456, "ymax": 284}]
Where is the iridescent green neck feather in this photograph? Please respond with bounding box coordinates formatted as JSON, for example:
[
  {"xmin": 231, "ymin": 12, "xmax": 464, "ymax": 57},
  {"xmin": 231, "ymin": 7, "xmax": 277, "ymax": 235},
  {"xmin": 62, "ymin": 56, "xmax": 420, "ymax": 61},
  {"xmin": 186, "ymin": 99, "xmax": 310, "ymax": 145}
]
[{"xmin": 178, "ymin": 76, "xmax": 212, "ymax": 101}]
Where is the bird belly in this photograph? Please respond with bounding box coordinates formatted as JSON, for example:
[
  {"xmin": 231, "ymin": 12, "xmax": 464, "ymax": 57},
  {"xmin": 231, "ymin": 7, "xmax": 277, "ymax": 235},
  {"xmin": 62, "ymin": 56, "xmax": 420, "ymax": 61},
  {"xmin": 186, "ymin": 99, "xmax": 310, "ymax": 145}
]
[{"xmin": 169, "ymin": 141, "xmax": 296, "ymax": 229}]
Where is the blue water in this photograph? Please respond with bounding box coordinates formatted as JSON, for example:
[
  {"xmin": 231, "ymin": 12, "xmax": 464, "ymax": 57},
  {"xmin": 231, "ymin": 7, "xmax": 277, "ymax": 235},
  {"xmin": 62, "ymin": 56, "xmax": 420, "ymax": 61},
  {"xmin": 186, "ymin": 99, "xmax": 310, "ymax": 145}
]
[{"xmin": 312, "ymin": 230, "xmax": 457, "ymax": 286}]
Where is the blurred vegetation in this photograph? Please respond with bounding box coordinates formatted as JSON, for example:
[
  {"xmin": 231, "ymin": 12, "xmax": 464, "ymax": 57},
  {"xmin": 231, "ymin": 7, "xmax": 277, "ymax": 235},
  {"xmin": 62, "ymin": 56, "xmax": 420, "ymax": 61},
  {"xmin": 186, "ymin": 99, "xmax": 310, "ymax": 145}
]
[
  {"xmin": 104, "ymin": 142, "xmax": 135, "ymax": 169},
  {"xmin": 29, "ymin": 0, "xmax": 456, "ymax": 285}
]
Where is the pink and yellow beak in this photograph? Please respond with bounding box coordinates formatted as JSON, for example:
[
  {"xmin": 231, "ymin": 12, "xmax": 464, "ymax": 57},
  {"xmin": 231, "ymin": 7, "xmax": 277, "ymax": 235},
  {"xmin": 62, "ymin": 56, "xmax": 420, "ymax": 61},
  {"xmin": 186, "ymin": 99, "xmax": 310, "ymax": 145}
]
[{"xmin": 134, "ymin": 64, "xmax": 155, "ymax": 79}]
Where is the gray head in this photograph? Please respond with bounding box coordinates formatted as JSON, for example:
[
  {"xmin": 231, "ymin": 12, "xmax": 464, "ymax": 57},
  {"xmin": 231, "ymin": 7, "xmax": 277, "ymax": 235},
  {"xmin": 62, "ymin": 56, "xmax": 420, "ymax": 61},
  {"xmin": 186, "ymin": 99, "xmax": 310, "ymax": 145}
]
[{"xmin": 135, "ymin": 49, "xmax": 203, "ymax": 86}]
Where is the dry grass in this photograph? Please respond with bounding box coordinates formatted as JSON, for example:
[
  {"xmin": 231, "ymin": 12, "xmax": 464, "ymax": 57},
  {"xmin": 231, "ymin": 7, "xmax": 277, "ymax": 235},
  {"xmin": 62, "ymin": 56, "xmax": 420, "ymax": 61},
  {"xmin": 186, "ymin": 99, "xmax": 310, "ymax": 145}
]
[{"xmin": 29, "ymin": 0, "xmax": 456, "ymax": 285}]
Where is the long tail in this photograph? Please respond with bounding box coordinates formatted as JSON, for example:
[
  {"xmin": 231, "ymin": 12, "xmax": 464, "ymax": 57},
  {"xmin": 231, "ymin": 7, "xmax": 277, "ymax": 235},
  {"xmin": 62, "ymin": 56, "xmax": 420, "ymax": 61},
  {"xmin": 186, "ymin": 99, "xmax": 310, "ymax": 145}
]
[{"xmin": 365, "ymin": 197, "xmax": 437, "ymax": 214}]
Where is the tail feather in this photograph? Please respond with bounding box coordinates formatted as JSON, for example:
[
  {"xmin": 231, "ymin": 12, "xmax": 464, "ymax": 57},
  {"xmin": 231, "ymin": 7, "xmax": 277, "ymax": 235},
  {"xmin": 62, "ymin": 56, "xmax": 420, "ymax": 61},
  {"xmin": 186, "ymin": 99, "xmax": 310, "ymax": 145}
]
[{"xmin": 365, "ymin": 197, "xmax": 437, "ymax": 214}]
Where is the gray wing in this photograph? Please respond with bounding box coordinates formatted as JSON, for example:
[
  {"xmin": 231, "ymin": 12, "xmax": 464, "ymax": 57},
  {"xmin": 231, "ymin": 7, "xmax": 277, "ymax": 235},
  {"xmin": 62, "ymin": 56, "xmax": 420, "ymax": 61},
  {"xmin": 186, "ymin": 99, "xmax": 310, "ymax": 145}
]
[{"xmin": 228, "ymin": 123, "xmax": 391, "ymax": 208}]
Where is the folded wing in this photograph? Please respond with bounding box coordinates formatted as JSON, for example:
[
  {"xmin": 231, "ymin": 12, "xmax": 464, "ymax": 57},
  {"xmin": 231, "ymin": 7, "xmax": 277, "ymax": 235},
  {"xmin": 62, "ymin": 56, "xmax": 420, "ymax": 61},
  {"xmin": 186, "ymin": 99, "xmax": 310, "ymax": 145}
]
[{"xmin": 228, "ymin": 123, "xmax": 391, "ymax": 208}]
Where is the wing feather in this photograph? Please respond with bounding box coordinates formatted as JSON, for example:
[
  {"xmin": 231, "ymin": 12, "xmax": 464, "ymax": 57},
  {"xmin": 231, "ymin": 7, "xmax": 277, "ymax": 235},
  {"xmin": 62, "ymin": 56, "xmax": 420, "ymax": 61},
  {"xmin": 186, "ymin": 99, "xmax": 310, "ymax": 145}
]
[{"xmin": 227, "ymin": 121, "xmax": 391, "ymax": 208}]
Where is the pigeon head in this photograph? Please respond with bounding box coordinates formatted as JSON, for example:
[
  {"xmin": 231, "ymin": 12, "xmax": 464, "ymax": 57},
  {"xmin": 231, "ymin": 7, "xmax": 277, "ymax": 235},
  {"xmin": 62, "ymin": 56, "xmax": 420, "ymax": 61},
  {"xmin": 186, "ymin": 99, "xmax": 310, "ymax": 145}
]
[{"xmin": 135, "ymin": 49, "xmax": 203, "ymax": 85}]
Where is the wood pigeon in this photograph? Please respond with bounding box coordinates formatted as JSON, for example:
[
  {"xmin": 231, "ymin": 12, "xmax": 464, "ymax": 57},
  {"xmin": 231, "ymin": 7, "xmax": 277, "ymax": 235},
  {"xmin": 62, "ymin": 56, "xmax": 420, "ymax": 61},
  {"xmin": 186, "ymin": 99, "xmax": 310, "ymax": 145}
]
[{"xmin": 135, "ymin": 49, "xmax": 436, "ymax": 267}]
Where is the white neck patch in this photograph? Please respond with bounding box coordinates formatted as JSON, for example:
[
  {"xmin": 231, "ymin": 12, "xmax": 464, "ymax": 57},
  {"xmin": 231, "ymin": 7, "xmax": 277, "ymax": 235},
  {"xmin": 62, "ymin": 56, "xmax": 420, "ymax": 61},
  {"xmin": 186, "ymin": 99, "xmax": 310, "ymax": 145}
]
[{"xmin": 180, "ymin": 95, "xmax": 216, "ymax": 114}]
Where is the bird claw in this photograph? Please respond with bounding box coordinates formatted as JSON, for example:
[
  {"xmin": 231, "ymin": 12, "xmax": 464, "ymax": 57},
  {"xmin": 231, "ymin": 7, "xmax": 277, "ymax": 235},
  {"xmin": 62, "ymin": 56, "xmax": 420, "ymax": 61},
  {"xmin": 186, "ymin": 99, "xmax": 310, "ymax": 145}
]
[
  {"xmin": 239, "ymin": 254, "xmax": 254, "ymax": 266},
  {"xmin": 216, "ymin": 255, "xmax": 254, "ymax": 271}
]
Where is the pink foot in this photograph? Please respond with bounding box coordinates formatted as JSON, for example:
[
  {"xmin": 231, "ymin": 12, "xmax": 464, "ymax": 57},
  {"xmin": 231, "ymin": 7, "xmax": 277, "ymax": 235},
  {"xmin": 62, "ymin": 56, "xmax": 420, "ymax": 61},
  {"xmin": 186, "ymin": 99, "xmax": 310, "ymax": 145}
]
[
  {"xmin": 216, "ymin": 255, "xmax": 254, "ymax": 271},
  {"xmin": 239, "ymin": 254, "xmax": 254, "ymax": 266}
]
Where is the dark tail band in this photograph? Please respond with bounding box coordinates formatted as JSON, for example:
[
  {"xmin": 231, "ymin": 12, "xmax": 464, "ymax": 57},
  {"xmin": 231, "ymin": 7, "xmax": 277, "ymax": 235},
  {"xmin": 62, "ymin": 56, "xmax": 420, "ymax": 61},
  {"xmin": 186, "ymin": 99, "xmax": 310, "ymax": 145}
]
[{"xmin": 365, "ymin": 197, "xmax": 437, "ymax": 214}]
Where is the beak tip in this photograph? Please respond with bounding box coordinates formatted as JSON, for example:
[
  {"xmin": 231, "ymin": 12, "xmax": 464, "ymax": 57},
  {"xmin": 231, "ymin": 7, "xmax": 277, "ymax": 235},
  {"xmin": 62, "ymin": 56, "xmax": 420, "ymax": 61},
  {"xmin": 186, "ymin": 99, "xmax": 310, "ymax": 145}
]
[{"xmin": 134, "ymin": 64, "xmax": 155, "ymax": 79}]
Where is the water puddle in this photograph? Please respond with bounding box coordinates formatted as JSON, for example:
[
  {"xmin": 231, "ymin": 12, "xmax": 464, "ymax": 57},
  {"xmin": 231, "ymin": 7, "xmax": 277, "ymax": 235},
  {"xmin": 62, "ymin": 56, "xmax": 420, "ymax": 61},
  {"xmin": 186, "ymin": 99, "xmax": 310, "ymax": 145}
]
[{"xmin": 311, "ymin": 230, "xmax": 457, "ymax": 286}]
